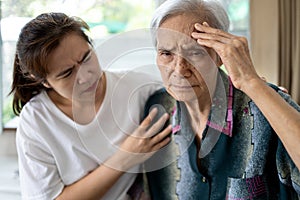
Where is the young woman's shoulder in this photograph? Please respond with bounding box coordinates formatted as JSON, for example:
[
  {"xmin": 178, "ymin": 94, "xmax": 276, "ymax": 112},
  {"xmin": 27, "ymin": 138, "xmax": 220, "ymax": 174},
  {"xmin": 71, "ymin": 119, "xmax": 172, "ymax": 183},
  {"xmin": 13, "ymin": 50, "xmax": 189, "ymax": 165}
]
[
  {"xmin": 19, "ymin": 91, "xmax": 51, "ymax": 118},
  {"xmin": 18, "ymin": 91, "xmax": 61, "ymax": 137}
]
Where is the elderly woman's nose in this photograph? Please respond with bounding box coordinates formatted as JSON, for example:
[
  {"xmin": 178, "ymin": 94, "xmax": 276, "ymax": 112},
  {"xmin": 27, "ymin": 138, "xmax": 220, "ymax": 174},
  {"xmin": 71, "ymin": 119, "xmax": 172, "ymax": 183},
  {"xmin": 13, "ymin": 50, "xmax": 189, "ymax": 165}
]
[{"xmin": 174, "ymin": 56, "xmax": 192, "ymax": 77}]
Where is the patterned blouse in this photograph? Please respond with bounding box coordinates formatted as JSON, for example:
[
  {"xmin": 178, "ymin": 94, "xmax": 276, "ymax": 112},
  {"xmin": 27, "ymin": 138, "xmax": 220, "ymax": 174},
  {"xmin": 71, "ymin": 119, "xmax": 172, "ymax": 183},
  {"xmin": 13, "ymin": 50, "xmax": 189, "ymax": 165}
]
[{"xmin": 143, "ymin": 70, "xmax": 300, "ymax": 200}]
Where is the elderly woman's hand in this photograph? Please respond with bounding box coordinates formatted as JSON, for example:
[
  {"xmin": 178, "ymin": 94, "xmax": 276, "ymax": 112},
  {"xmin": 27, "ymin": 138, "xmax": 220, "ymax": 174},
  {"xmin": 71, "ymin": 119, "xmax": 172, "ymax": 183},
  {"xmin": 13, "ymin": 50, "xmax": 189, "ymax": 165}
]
[{"xmin": 191, "ymin": 22, "xmax": 261, "ymax": 92}]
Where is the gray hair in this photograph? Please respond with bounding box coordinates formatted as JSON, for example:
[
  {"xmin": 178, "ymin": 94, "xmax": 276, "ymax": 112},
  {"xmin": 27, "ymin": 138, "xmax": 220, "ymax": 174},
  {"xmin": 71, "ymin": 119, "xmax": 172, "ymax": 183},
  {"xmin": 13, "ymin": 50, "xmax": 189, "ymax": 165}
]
[{"xmin": 151, "ymin": 0, "xmax": 230, "ymax": 44}]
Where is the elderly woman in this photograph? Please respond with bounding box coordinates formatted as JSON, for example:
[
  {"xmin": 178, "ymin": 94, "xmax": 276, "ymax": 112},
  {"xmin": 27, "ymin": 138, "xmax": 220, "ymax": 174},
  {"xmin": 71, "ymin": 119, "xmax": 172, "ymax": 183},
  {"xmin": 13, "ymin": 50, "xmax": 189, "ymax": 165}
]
[{"xmin": 144, "ymin": 0, "xmax": 300, "ymax": 199}]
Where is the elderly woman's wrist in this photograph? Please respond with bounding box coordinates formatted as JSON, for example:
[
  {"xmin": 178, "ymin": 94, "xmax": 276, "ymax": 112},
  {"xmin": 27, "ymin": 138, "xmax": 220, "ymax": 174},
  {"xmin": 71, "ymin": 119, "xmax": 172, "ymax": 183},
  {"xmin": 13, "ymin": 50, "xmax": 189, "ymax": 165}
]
[{"xmin": 240, "ymin": 77, "xmax": 265, "ymax": 95}]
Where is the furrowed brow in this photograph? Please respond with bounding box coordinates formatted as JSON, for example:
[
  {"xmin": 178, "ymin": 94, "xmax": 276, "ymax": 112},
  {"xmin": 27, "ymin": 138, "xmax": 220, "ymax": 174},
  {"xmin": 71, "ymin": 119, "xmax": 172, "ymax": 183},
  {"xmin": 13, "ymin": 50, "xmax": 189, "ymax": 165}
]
[
  {"xmin": 78, "ymin": 49, "xmax": 92, "ymax": 64},
  {"xmin": 55, "ymin": 49, "xmax": 92, "ymax": 79}
]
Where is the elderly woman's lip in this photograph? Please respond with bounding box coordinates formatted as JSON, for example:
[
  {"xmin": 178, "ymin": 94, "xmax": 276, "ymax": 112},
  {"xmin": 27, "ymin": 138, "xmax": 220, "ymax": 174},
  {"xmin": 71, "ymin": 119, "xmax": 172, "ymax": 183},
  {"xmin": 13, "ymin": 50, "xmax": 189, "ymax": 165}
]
[{"xmin": 172, "ymin": 84, "xmax": 197, "ymax": 89}]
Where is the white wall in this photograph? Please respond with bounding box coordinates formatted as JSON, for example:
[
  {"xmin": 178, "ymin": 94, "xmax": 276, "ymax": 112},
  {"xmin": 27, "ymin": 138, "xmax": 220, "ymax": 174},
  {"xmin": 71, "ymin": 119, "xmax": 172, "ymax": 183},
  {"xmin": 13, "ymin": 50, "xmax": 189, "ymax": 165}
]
[
  {"xmin": 0, "ymin": 130, "xmax": 17, "ymax": 157},
  {"xmin": 0, "ymin": 130, "xmax": 20, "ymax": 200}
]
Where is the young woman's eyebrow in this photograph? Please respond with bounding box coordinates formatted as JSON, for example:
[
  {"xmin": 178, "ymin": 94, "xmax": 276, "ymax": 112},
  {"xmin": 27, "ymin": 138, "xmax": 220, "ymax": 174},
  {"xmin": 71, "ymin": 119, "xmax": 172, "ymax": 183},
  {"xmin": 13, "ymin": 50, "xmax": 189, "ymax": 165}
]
[
  {"xmin": 78, "ymin": 49, "xmax": 92, "ymax": 64},
  {"xmin": 55, "ymin": 49, "xmax": 92, "ymax": 78},
  {"xmin": 56, "ymin": 67, "xmax": 73, "ymax": 79}
]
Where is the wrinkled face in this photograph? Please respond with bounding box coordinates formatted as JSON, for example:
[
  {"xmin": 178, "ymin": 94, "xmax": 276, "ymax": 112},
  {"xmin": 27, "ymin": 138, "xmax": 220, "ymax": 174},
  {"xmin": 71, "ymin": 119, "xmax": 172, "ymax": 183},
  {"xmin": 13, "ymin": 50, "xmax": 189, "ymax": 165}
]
[
  {"xmin": 156, "ymin": 14, "xmax": 219, "ymax": 102},
  {"xmin": 46, "ymin": 33, "xmax": 102, "ymax": 102}
]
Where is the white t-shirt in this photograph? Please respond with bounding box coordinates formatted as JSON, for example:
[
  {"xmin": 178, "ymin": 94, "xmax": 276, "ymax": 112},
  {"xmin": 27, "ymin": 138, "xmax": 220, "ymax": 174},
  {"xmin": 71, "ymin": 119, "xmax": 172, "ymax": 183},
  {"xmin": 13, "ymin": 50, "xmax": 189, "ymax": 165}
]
[{"xmin": 16, "ymin": 71, "xmax": 162, "ymax": 200}]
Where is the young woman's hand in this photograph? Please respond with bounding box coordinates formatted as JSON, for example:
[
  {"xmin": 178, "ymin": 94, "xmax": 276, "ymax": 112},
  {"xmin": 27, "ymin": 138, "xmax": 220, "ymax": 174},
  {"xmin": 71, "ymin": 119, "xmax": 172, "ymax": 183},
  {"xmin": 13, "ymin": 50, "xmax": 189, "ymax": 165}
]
[
  {"xmin": 191, "ymin": 22, "xmax": 261, "ymax": 92},
  {"xmin": 107, "ymin": 107, "xmax": 172, "ymax": 171}
]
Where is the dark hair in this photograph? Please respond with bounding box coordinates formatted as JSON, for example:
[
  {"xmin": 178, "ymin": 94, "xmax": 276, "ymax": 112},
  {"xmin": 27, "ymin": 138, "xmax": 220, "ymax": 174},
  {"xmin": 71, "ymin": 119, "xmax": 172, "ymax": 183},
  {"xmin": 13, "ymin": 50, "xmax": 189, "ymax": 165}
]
[{"xmin": 10, "ymin": 12, "xmax": 91, "ymax": 115}]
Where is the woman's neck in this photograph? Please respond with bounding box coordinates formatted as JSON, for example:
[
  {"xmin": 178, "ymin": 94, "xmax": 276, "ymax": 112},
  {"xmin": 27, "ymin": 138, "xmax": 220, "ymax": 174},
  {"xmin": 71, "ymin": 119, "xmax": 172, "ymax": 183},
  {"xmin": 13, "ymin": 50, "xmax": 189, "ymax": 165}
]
[{"xmin": 184, "ymin": 84, "xmax": 215, "ymax": 141}]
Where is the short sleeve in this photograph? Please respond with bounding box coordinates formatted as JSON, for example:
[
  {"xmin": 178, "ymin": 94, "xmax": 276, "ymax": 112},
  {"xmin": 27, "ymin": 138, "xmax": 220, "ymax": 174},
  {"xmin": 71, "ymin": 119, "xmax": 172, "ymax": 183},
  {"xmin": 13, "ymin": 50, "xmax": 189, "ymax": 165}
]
[{"xmin": 16, "ymin": 115, "xmax": 64, "ymax": 200}]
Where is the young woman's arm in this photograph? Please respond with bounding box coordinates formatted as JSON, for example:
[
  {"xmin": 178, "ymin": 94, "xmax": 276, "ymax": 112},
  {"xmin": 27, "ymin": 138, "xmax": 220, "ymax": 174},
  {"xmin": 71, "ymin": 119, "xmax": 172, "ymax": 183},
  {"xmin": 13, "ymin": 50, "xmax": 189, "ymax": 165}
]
[
  {"xmin": 192, "ymin": 22, "xmax": 300, "ymax": 169},
  {"xmin": 55, "ymin": 164, "xmax": 124, "ymax": 200}
]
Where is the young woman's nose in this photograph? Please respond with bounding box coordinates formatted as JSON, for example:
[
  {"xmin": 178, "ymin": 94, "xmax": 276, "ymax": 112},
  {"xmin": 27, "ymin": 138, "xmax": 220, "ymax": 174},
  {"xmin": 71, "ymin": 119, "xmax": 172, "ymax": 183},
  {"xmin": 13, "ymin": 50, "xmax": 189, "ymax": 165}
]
[
  {"xmin": 173, "ymin": 56, "xmax": 192, "ymax": 78},
  {"xmin": 77, "ymin": 66, "xmax": 92, "ymax": 85}
]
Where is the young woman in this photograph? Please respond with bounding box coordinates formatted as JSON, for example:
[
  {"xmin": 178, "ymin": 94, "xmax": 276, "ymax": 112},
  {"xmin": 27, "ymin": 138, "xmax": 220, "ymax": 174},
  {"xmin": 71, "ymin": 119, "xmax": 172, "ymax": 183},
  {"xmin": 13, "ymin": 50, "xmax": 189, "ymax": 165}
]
[{"xmin": 11, "ymin": 12, "xmax": 172, "ymax": 200}]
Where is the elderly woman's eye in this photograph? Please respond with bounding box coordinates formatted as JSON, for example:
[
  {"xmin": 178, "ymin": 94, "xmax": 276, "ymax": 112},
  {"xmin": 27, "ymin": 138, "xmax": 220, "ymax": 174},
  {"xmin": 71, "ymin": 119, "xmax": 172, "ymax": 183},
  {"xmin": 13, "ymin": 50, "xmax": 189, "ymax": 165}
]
[
  {"xmin": 159, "ymin": 50, "xmax": 172, "ymax": 57},
  {"xmin": 190, "ymin": 49, "xmax": 206, "ymax": 56}
]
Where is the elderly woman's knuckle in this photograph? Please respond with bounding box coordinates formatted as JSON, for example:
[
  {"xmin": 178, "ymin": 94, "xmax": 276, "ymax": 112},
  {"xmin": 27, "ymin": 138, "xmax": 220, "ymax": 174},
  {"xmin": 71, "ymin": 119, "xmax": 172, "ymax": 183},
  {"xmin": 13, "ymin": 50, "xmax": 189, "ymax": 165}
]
[
  {"xmin": 224, "ymin": 45, "xmax": 234, "ymax": 54},
  {"xmin": 215, "ymin": 29, "xmax": 223, "ymax": 35},
  {"xmin": 238, "ymin": 36, "xmax": 247, "ymax": 44},
  {"xmin": 232, "ymin": 39, "xmax": 242, "ymax": 47}
]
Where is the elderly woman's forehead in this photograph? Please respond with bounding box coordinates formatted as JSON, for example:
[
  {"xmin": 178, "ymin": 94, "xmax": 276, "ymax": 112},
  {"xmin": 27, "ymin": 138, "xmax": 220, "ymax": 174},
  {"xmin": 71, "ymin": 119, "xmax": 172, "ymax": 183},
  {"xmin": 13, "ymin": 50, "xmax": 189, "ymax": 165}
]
[
  {"xmin": 156, "ymin": 19, "xmax": 197, "ymax": 45},
  {"xmin": 160, "ymin": 13, "xmax": 200, "ymax": 33},
  {"xmin": 155, "ymin": 13, "xmax": 205, "ymax": 49},
  {"xmin": 156, "ymin": 31, "xmax": 206, "ymax": 53},
  {"xmin": 157, "ymin": 28, "xmax": 195, "ymax": 44}
]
